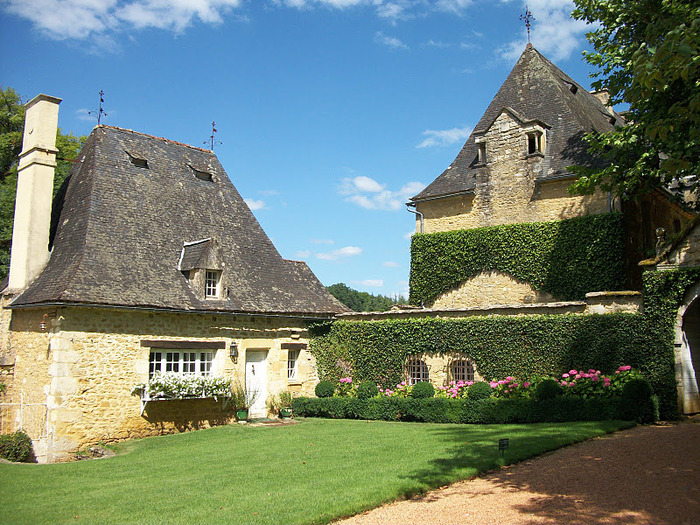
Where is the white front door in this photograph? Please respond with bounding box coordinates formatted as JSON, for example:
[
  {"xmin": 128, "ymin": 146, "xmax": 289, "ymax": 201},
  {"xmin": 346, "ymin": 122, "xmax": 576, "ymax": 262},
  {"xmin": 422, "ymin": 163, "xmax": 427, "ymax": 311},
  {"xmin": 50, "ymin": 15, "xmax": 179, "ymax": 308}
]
[{"xmin": 245, "ymin": 350, "xmax": 268, "ymax": 418}]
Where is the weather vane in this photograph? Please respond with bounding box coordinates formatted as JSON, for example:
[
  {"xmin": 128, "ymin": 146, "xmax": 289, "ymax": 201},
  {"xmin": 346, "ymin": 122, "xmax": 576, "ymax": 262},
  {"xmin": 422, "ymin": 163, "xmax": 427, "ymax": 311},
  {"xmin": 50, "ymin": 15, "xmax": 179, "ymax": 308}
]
[
  {"xmin": 520, "ymin": 5, "xmax": 535, "ymax": 43},
  {"xmin": 204, "ymin": 121, "xmax": 222, "ymax": 151},
  {"xmin": 88, "ymin": 90, "xmax": 108, "ymax": 125}
]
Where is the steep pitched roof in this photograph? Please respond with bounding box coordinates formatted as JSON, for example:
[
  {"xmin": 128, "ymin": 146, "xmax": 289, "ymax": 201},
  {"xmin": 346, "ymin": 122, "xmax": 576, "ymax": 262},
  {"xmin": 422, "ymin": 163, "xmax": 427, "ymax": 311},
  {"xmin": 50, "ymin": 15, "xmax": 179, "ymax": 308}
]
[
  {"xmin": 11, "ymin": 126, "xmax": 348, "ymax": 316},
  {"xmin": 412, "ymin": 44, "xmax": 623, "ymax": 202}
]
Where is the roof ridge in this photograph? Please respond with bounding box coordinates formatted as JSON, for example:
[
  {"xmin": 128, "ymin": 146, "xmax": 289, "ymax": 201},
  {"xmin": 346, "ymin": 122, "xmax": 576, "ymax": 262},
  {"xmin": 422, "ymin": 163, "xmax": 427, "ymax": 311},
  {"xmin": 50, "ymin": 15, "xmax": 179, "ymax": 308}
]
[{"xmin": 97, "ymin": 125, "xmax": 213, "ymax": 153}]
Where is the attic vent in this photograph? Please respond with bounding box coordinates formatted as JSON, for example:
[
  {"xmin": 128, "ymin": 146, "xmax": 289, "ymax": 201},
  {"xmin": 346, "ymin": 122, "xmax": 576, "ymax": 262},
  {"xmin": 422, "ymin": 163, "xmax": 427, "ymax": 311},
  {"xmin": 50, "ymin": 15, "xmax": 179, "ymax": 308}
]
[
  {"xmin": 569, "ymin": 84, "xmax": 578, "ymax": 94},
  {"xmin": 126, "ymin": 151, "xmax": 148, "ymax": 169},
  {"xmin": 189, "ymin": 165, "xmax": 213, "ymax": 182},
  {"xmin": 609, "ymin": 116, "xmax": 617, "ymax": 125}
]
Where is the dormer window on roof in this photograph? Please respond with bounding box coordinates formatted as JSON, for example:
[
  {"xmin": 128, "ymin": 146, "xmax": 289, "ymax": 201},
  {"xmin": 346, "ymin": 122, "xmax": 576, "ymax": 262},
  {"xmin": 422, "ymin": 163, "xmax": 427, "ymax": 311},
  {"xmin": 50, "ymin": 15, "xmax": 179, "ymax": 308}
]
[
  {"xmin": 126, "ymin": 151, "xmax": 148, "ymax": 169},
  {"xmin": 189, "ymin": 165, "xmax": 213, "ymax": 182},
  {"xmin": 523, "ymin": 123, "xmax": 546, "ymax": 157},
  {"xmin": 474, "ymin": 135, "xmax": 487, "ymax": 165},
  {"xmin": 205, "ymin": 270, "xmax": 221, "ymax": 299}
]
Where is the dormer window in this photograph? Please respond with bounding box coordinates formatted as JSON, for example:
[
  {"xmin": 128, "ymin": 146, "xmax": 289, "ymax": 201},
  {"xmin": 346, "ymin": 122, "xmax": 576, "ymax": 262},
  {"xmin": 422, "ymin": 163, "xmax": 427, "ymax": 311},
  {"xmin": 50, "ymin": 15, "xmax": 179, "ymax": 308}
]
[
  {"xmin": 205, "ymin": 270, "xmax": 221, "ymax": 299},
  {"xmin": 126, "ymin": 151, "xmax": 148, "ymax": 169},
  {"xmin": 524, "ymin": 124, "xmax": 546, "ymax": 156},
  {"xmin": 189, "ymin": 165, "xmax": 213, "ymax": 182},
  {"xmin": 474, "ymin": 135, "xmax": 487, "ymax": 165}
]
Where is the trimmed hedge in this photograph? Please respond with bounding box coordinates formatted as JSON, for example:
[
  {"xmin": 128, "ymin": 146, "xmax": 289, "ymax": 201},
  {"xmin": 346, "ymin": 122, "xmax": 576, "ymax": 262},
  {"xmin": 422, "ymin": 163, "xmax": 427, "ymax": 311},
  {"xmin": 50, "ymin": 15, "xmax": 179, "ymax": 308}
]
[
  {"xmin": 409, "ymin": 213, "xmax": 626, "ymax": 305},
  {"xmin": 0, "ymin": 430, "xmax": 34, "ymax": 462},
  {"xmin": 292, "ymin": 396, "xmax": 649, "ymax": 424}
]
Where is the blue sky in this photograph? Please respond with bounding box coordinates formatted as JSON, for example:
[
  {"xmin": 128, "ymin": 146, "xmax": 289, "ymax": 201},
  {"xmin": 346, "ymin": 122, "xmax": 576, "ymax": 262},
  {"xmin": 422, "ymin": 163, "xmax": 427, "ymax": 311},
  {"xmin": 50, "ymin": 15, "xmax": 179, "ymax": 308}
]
[{"xmin": 1, "ymin": 0, "xmax": 597, "ymax": 299}]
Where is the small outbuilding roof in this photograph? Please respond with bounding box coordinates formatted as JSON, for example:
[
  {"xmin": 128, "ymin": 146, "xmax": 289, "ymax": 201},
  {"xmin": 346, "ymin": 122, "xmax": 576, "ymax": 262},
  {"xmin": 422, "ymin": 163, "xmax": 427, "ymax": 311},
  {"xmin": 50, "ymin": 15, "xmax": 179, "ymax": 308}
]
[{"xmin": 11, "ymin": 126, "xmax": 348, "ymax": 316}]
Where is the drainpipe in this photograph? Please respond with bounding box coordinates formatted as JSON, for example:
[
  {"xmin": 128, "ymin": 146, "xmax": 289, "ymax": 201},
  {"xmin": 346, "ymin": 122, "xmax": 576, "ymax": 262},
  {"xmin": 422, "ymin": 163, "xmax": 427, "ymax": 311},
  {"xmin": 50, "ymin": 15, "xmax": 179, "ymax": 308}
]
[{"xmin": 406, "ymin": 202, "xmax": 424, "ymax": 234}]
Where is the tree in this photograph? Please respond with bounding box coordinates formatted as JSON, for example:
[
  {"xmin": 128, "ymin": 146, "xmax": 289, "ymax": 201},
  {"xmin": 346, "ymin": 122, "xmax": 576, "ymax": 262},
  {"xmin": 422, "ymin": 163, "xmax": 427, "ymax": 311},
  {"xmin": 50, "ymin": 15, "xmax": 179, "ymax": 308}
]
[
  {"xmin": 0, "ymin": 86, "xmax": 86, "ymax": 278},
  {"xmin": 569, "ymin": 1, "xmax": 700, "ymax": 204},
  {"xmin": 326, "ymin": 283, "xmax": 407, "ymax": 312}
]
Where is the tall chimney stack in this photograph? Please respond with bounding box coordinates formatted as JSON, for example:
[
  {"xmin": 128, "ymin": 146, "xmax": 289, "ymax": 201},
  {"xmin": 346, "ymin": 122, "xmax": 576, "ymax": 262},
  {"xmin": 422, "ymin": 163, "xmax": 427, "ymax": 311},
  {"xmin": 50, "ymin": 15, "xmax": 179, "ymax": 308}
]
[{"xmin": 8, "ymin": 94, "xmax": 62, "ymax": 291}]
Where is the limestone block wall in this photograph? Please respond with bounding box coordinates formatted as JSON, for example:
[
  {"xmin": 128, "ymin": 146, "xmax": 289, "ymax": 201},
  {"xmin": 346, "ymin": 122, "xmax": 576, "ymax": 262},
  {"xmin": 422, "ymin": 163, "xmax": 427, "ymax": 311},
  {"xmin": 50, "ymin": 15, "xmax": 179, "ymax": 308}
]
[
  {"xmin": 662, "ymin": 225, "xmax": 700, "ymax": 268},
  {"xmin": 428, "ymin": 270, "xmax": 556, "ymax": 309},
  {"xmin": 4, "ymin": 306, "xmax": 321, "ymax": 462},
  {"xmin": 416, "ymin": 112, "xmax": 611, "ymax": 235}
]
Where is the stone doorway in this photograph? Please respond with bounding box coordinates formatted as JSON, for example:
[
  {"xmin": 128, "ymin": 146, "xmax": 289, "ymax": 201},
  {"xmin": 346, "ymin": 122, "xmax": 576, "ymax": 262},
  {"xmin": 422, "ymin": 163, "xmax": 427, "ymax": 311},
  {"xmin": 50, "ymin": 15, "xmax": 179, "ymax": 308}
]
[{"xmin": 677, "ymin": 283, "xmax": 700, "ymax": 414}]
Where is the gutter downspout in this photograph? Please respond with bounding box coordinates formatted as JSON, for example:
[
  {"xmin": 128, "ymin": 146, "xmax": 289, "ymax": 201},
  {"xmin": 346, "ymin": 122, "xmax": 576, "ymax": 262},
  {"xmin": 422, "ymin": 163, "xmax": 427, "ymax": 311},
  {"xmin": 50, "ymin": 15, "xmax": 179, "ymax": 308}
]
[{"xmin": 406, "ymin": 202, "xmax": 424, "ymax": 234}]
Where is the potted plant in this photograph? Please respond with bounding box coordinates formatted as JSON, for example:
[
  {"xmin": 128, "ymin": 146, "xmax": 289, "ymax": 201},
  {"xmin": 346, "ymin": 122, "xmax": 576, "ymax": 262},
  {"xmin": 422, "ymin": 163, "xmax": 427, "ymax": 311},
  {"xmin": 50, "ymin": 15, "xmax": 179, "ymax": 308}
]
[
  {"xmin": 279, "ymin": 391, "xmax": 293, "ymax": 418},
  {"xmin": 230, "ymin": 381, "xmax": 258, "ymax": 422}
]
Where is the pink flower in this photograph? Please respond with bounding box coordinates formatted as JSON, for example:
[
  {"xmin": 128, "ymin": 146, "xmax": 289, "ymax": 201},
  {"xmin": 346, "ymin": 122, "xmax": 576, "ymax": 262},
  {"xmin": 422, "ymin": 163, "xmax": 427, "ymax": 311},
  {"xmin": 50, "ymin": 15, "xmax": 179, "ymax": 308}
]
[
  {"xmin": 560, "ymin": 381, "xmax": 568, "ymax": 386},
  {"xmin": 523, "ymin": 382, "xmax": 530, "ymax": 388},
  {"xmin": 569, "ymin": 369, "xmax": 577, "ymax": 375},
  {"xmin": 489, "ymin": 381, "xmax": 498, "ymax": 388},
  {"xmin": 588, "ymin": 369, "xmax": 596, "ymax": 374},
  {"xmin": 575, "ymin": 374, "xmax": 581, "ymax": 379},
  {"xmin": 591, "ymin": 376, "xmax": 599, "ymax": 382},
  {"xmin": 401, "ymin": 381, "xmax": 407, "ymax": 386},
  {"xmin": 562, "ymin": 373, "xmax": 570, "ymax": 378},
  {"xmin": 615, "ymin": 371, "xmax": 620, "ymax": 374}
]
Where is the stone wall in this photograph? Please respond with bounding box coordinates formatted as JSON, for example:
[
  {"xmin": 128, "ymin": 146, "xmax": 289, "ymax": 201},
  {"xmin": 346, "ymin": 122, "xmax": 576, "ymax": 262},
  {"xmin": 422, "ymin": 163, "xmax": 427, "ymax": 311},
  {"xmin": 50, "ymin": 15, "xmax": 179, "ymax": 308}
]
[
  {"xmin": 416, "ymin": 112, "xmax": 612, "ymax": 235},
  {"xmin": 3, "ymin": 306, "xmax": 321, "ymax": 462},
  {"xmin": 428, "ymin": 270, "xmax": 556, "ymax": 309}
]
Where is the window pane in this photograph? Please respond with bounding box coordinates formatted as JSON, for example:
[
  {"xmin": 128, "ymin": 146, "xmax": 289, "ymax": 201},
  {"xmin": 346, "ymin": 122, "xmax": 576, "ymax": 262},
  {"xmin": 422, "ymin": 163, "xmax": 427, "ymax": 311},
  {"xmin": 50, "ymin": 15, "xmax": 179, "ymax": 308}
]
[
  {"xmin": 166, "ymin": 352, "xmax": 179, "ymax": 373},
  {"xmin": 200, "ymin": 352, "xmax": 213, "ymax": 376},
  {"xmin": 183, "ymin": 352, "xmax": 196, "ymax": 375},
  {"xmin": 149, "ymin": 352, "xmax": 162, "ymax": 377},
  {"xmin": 287, "ymin": 350, "xmax": 300, "ymax": 380},
  {"xmin": 408, "ymin": 358, "xmax": 428, "ymax": 385}
]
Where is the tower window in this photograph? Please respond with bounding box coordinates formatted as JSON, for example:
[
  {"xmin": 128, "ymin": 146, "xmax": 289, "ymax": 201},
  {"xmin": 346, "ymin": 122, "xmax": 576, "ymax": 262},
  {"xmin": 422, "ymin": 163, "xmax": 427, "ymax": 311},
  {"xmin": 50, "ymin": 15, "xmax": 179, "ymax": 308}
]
[{"xmin": 527, "ymin": 131, "xmax": 543, "ymax": 155}]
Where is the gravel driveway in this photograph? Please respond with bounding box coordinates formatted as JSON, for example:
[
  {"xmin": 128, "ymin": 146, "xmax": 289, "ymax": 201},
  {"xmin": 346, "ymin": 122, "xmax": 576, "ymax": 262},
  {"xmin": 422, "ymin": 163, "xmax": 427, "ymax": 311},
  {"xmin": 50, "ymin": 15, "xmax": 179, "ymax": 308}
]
[{"xmin": 338, "ymin": 420, "xmax": 700, "ymax": 525}]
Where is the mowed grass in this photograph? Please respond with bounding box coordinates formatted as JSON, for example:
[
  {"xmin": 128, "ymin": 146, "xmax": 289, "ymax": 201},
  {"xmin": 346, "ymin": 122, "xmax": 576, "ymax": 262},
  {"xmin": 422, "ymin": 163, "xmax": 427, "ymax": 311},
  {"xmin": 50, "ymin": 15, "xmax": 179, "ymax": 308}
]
[{"xmin": 0, "ymin": 419, "xmax": 634, "ymax": 524}]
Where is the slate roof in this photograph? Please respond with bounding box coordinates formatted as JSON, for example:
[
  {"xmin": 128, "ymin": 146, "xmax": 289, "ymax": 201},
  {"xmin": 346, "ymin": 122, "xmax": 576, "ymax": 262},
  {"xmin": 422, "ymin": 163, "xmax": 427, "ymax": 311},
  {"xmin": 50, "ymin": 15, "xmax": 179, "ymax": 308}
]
[
  {"xmin": 11, "ymin": 126, "xmax": 349, "ymax": 316},
  {"xmin": 411, "ymin": 44, "xmax": 624, "ymax": 202}
]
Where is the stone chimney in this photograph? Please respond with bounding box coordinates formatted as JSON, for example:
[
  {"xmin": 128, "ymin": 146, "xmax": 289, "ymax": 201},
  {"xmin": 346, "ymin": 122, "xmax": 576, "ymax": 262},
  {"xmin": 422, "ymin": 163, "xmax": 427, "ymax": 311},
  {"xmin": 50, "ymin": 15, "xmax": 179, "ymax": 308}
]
[{"xmin": 8, "ymin": 94, "xmax": 62, "ymax": 291}]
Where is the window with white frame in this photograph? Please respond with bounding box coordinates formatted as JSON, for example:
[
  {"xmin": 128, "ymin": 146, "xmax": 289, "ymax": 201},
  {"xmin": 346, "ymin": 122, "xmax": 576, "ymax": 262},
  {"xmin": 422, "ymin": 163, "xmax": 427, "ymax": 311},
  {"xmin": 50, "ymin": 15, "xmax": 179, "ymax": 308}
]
[
  {"xmin": 526, "ymin": 130, "xmax": 544, "ymax": 155},
  {"xmin": 205, "ymin": 270, "xmax": 221, "ymax": 299},
  {"xmin": 287, "ymin": 349, "xmax": 300, "ymax": 380},
  {"xmin": 149, "ymin": 351, "xmax": 213, "ymax": 378},
  {"xmin": 407, "ymin": 357, "xmax": 429, "ymax": 385},
  {"xmin": 450, "ymin": 359, "xmax": 475, "ymax": 382}
]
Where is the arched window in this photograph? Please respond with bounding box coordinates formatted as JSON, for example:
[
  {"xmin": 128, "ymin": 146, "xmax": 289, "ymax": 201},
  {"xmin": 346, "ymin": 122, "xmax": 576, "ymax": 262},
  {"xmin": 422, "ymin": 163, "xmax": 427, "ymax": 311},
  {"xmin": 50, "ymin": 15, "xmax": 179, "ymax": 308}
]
[
  {"xmin": 450, "ymin": 359, "xmax": 474, "ymax": 382},
  {"xmin": 407, "ymin": 357, "xmax": 429, "ymax": 385}
]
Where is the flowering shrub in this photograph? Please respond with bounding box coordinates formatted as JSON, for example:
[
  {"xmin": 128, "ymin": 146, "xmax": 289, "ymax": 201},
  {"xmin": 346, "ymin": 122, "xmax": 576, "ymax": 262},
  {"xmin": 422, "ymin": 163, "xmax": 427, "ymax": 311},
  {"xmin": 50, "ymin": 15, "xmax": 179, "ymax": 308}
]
[
  {"xmin": 488, "ymin": 366, "xmax": 644, "ymax": 400},
  {"xmin": 132, "ymin": 373, "xmax": 231, "ymax": 400},
  {"xmin": 336, "ymin": 377, "xmax": 357, "ymax": 398},
  {"xmin": 436, "ymin": 380, "xmax": 473, "ymax": 399}
]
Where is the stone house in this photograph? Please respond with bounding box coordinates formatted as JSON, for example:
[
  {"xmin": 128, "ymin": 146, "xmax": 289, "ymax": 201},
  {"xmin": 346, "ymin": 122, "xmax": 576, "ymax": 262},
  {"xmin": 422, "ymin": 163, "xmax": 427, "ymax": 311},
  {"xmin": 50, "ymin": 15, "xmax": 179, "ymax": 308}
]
[
  {"xmin": 0, "ymin": 94, "xmax": 348, "ymax": 462},
  {"xmin": 342, "ymin": 45, "xmax": 699, "ymax": 409}
]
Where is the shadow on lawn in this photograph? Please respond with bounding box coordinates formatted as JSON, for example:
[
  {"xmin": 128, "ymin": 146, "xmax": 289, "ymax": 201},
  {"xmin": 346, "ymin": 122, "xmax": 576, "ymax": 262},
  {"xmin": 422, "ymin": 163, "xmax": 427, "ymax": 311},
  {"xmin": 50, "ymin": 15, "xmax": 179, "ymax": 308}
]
[{"xmin": 403, "ymin": 422, "xmax": 700, "ymax": 524}]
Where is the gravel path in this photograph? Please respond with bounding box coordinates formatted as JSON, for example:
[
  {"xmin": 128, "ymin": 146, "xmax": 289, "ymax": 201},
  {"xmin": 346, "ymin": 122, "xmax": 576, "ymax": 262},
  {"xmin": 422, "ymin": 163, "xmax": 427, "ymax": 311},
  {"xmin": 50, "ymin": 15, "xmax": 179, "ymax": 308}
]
[{"xmin": 338, "ymin": 420, "xmax": 700, "ymax": 525}]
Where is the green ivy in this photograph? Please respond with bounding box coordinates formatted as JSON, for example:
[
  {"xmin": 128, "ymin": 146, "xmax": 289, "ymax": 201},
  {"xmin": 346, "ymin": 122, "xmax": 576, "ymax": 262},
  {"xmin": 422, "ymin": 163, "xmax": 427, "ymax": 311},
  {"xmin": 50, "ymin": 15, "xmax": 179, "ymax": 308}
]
[
  {"xmin": 311, "ymin": 267, "xmax": 700, "ymax": 421},
  {"xmin": 409, "ymin": 213, "xmax": 626, "ymax": 304}
]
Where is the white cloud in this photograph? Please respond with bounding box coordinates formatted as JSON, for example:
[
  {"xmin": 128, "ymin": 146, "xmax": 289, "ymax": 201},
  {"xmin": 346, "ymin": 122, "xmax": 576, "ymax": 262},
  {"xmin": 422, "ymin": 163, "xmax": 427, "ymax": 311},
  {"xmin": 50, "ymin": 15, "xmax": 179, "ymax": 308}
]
[
  {"xmin": 352, "ymin": 279, "xmax": 384, "ymax": 287},
  {"xmin": 375, "ymin": 31, "xmax": 408, "ymax": 50},
  {"xmin": 76, "ymin": 108, "xmax": 96, "ymax": 122},
  {"xmin": 497, "ymin": 1, "xmax": 589, "ymax": 63},
  {"xmin": 383, "ymin": 261, "xmax": 399, "ymax": 267},
  {"xmin": 316, "ymin": 246, "xmax": 363, "ymax": 261},
  {"xmin": 4, "ymin": 0, "xmax": 243, "ymax": 41},
  {"xmin": 295, "ymin": 250, "xmax": 312, "ymax": 258},
  {"xmin": 309, "ymin": 239, "xmax": 335, "ymax": 245},
  {"xmin": 417, "ymin": 126, "xmax": 472, "ymax": 148},
  {"xmin": 339, "ymin": 176, "xmax": 425, "ymax": 211},
  {"xmin": 404, "ymin": 231, "xmax": 415, "ymax": 239},
  {"xmin": 244, "ymin": 198, "xmax": 266, "ymax": 210},
  {"xmin": 435, "ymin": 0, "xmax": 474, "ymax": 14}
]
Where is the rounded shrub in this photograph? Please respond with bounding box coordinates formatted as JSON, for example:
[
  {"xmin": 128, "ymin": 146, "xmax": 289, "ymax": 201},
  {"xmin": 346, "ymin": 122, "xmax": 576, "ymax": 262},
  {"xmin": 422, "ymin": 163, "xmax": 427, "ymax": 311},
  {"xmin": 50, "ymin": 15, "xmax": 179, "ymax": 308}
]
[
  {"xmin": 535, "ymin": 379, "xmax": 563, "ymax": 401},
  {"xmin": 410, "ymin": 381, "xmax": 435, "ymax": 399},
  {"xmin": 0, "ymin": 430, "xmax": 33, "ymax": 462},
  {"xmin": 467, "ymin": 381, "xmax": 493, "ymax": 400},
  {"xmin": 315, "ymin": 380, "xmax": 335, "ymax": 398},
  {"xmin": 357, "ymin": 381, "xmax": 379, "ymax": 399},
  {"xmin": 622, "ymin": 378, "xmax": 657, "ymax": 423}
]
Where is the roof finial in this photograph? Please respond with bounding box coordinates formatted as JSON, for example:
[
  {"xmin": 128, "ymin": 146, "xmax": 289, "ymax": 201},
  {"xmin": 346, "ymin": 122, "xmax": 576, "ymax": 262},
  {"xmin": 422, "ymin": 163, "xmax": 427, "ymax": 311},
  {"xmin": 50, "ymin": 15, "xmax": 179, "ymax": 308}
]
[
  {"xmin": 88, "ymin": 90, "xmax": 108, "ymax": 125},
  {"xmin": 520, "ymin": 5, "xmax": 535, "ymax": 44},
  {"xmin": 204, "ymin": 121, "xmax": 222, "ymax": 151}
]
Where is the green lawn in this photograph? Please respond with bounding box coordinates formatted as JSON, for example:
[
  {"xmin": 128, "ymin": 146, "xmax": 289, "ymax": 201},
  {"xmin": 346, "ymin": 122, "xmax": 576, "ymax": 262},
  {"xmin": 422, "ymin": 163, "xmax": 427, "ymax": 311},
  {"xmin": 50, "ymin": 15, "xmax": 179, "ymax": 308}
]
[{"xmin": 0, "ymin": 419, "xmax": 634, "ymax": 524}]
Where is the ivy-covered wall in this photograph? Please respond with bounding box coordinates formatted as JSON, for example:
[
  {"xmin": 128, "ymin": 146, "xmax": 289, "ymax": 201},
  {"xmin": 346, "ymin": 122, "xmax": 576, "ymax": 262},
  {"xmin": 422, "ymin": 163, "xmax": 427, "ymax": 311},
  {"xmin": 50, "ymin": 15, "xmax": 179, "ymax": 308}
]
[
  {"xmin": 310, "ymin": 267, "xmax": 700, "ymax": 420},
  {"xmin": 409, "ymin": 213, "xmax": 626, "ymax": 305}
]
